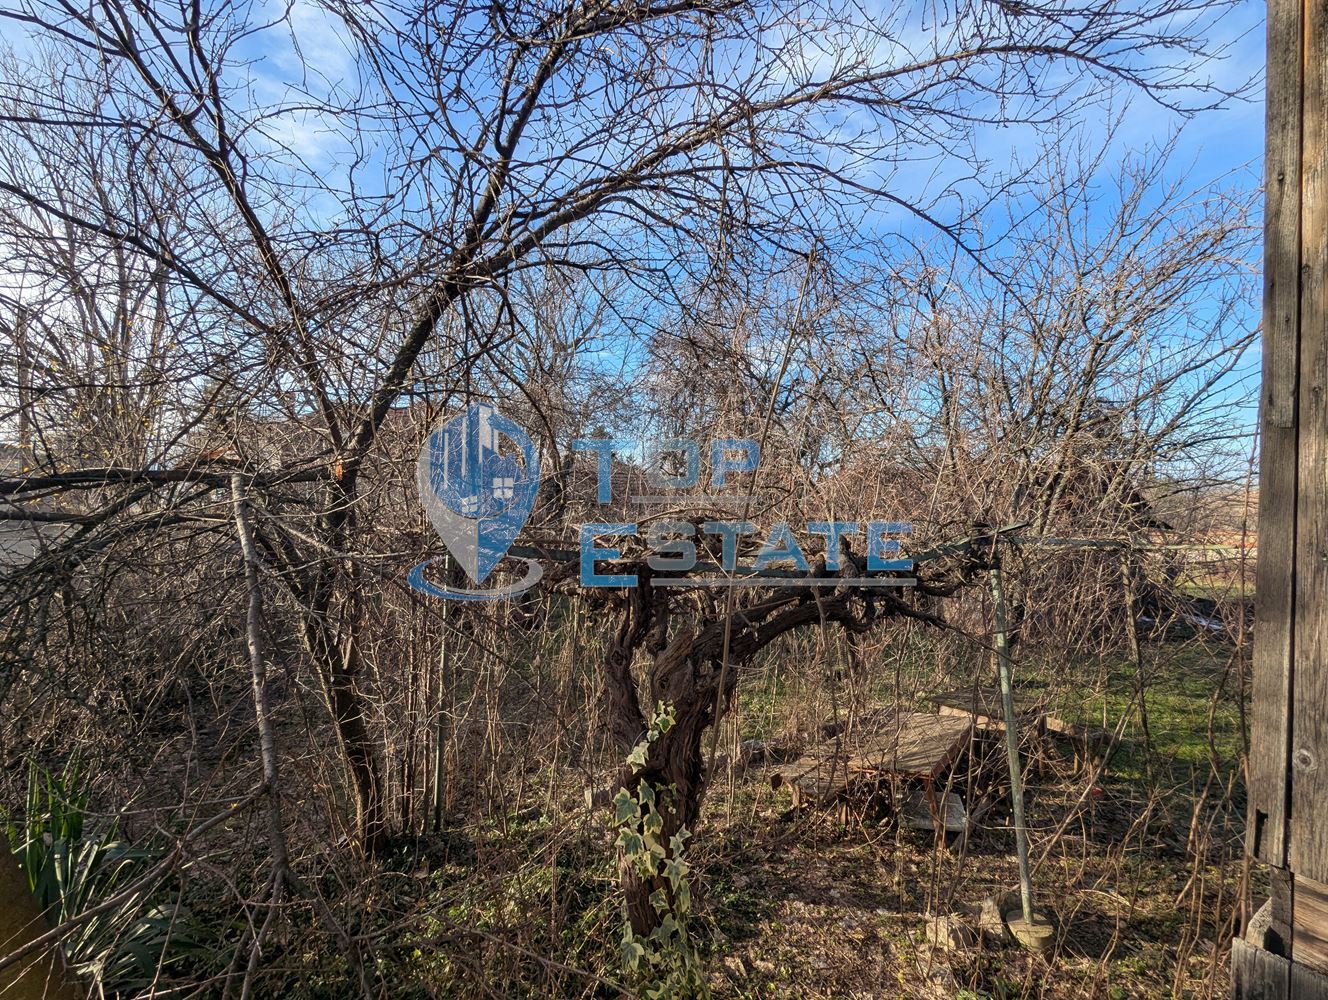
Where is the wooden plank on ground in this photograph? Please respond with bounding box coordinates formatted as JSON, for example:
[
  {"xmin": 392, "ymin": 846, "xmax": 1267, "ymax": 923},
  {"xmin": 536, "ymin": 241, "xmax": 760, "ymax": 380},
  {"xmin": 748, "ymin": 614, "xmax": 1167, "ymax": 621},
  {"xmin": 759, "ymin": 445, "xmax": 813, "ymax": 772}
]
[
  {"xmin": 928, "ymin": 687, "xmax": 1046, "ymax": 732},
  {"xmin": 1249, "ymin": 0, "xmax": 1304, "ymax": 871},
  {"xmin": 845, "ymin": 712, "xmax": 972, "ymax": 781},
  {"xmin": 1292, "ymin": 0, "xmax": 1328, "ymax": 882},
  {"xmin": 771, "ymin": 751, "xmax": 853, "ymax": 807},
  {"xmin": 772, "ymin": 711, "xmax": 972, "ymax": 806}
]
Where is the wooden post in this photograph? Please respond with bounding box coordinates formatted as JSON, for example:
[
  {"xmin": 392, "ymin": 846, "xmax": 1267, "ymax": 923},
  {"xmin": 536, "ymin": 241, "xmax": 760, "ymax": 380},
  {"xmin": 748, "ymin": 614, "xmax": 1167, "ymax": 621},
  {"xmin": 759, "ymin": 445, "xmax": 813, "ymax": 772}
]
[
  {"xmin": 1290, "ymin": 0, "xmax": 1328, "ymax": 883},
  {"xmin": 1236, "ymin": 0, "xmax": 1328, "ymax": 989}
]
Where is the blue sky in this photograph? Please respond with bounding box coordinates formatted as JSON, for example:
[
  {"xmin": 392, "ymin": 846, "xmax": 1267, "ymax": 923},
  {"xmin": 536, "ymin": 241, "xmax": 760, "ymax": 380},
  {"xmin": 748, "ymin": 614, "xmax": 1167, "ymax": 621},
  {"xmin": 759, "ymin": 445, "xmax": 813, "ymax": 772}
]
[
  {"xmin": 0, "ymin": 0, "xmax": 1270, "ymax": 453},
  {"xmin": 0, "ymin": 0, "xmax": 1270, "ymax": 247},
  {"xmin": 1118, "ymin": 0, "xmax": 1267, "ymax": 436}
]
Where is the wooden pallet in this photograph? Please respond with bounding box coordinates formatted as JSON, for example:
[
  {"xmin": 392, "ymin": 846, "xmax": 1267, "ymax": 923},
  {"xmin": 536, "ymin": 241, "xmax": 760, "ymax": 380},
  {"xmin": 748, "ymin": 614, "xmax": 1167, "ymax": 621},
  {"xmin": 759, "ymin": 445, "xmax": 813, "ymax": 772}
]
[
  {"xmin": 771, "ymin": 711, "xmax": 973, "ymax": 810},
  {"xmin": 929, "ymin": 687, "xmax": 1113, "ymax": 768},
  {"xmin": 928, "ymin": 687, "xmax": 1047, "ymax": 733}
]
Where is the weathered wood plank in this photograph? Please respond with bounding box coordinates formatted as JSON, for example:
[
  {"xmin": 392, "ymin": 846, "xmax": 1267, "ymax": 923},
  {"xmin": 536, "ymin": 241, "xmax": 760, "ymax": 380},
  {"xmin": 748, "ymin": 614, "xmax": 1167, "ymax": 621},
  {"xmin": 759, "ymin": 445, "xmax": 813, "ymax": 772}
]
[
  {"xmin": 1291, "ymin": 960, "xmax": 1328, "ymax": 999},
  {"xmin": 1291, "ymin": 0, "xmax": 1328, "ymax": 883},
  {"xmin": 1234, "ymin": 939, "xmax": 1291, "ymax": 1000},
  {"xmin": 772, "ymin": 711, "xmax": 972, "ymax": 806},
  {"xmin": 1249, "ymin": 0, "xmax": 1305, "ymax": 869},
  {"xmin": 929, "ymin": 687, "xmax": 1046, "ymax": 733},
  {"xmin": 1264, "ymin": 0, "xmax": 1307, "ymax": 429},
  {"xmin": 845, "ymin": 712, "xmax": 972, "ymax": 781},
  {"xmin": 1229, "ymin": 940, "xmax": 1328, "ymax": 1000},
  {"xmin": 1230, "ymin": 910, "xmax": 1328, "ymax": 998},
  {"xmin": 1274, "ymin": 868, "xmax": 1296, "ymax": 956},
  {"xmin": 1294, "ymin": 875, "xmax": 1328, "ymax": 977},
  {"xmin": 772, "ymin": 753, "xmax": 853, "ymax": 806}
]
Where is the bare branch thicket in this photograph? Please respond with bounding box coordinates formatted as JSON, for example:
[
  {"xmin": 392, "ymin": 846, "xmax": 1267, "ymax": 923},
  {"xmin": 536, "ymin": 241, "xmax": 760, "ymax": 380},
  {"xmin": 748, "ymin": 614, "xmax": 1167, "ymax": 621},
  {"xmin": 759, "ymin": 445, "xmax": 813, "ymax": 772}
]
[{"xmin": 0, "ymin": 0, "xmax": 1255, "ymax": 988}]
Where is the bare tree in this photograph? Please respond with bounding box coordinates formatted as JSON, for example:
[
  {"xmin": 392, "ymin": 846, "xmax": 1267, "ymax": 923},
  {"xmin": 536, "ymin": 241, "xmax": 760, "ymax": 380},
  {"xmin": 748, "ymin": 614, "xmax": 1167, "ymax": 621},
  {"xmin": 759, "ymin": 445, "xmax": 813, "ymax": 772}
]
[{"xmin": 0, "ymin": 0, "xmax": 1253, "ymax": 984}]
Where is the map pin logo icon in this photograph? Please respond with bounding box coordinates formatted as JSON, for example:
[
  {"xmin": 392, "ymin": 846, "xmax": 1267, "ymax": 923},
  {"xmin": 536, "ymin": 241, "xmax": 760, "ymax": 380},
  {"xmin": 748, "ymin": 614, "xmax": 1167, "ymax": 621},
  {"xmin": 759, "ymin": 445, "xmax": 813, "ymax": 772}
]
[{"xmin": 417, "ymin": 403, "xmax": 541, "ymax": 584}]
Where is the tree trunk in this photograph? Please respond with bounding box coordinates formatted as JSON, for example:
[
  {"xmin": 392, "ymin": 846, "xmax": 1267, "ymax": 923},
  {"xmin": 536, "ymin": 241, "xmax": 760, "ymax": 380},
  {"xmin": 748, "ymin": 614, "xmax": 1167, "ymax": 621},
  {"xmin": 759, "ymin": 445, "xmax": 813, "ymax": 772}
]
[
  {"xmin": 299, "ymin": 610, "xmax": 386, "ymax": 853},
  {"xmin": 616, "ymin": 631, "xmax": 726, "ymax": 936},
  {"xmin": 295, "ymin": 574, "xmax": 386, "ymax": 853},
  {"xmin": 617, "ymin": 719, "xmax": 707, "ymax": 937},
  {"xmin": 602, "ymin": 583, "xmax": 904, "ymax": 934}
]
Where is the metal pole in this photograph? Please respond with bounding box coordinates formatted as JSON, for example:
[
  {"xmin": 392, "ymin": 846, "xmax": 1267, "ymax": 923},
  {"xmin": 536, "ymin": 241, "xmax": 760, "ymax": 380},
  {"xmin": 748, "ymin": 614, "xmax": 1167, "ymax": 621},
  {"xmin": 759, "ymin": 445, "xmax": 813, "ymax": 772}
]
[
  {"xmin": 990, "ymin": 553, "xmax": 1034, "ymax": 924},
  {"xmin": 431, "ymin": 554, "xmax": 450, "ymax": 832}
]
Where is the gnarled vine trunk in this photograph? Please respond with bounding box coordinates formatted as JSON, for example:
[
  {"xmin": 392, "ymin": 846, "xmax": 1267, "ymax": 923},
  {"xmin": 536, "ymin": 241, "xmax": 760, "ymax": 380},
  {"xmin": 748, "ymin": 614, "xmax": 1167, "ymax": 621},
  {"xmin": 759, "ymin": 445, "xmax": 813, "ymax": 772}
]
[{"xmin": 600, "ymin": 545, "xmax": 991, "ymax": 933}]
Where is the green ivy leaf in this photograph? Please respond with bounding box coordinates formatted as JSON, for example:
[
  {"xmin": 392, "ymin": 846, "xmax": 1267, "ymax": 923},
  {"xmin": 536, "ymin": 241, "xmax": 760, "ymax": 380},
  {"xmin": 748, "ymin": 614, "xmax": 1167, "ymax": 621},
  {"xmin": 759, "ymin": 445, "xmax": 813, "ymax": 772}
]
[
  {"xmin": 617, "ymin": 830, "xmax": 644, "ymax": 856},
  {"xmin": 663, "ymin": 856, "xmax": 689, "ymax": 883},
  {"xmin": 674, "ymin": 881, "xmax": 691, "ymax": 910},
  {"xmin": 619, "ymin": 937, "xmax": 646, "ymax": 972},
  {"xmin": 655, "ymin": 913, "xmax": 681, "ymax": 941},
  {"xmin": 611, "ymin": 700, "xmax": 711, "ymax": 1000},
  {"xmin": 612, "ymin": 789, "xmax": 639, "ymax": 825}
]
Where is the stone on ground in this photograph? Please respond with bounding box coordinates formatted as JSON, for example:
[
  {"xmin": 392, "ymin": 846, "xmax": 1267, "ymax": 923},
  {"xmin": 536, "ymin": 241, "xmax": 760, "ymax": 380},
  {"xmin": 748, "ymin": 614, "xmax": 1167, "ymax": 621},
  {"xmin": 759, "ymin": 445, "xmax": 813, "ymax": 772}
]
[{"xmin": 925, "ymin": 913, "xmax": 977, "ymax": 951}]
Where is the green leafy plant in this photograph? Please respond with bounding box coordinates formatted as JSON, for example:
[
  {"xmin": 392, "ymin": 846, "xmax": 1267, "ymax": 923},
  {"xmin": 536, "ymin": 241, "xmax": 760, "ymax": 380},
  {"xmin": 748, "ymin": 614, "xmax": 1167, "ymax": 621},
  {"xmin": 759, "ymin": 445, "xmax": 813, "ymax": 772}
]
[
  {"xmin": 612, "ymin": 702, "xmax": 710, "ymax": 1000},
  {"xmin": 4, "ymin": 760, "xmax": 199, "ymax": 996}
]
